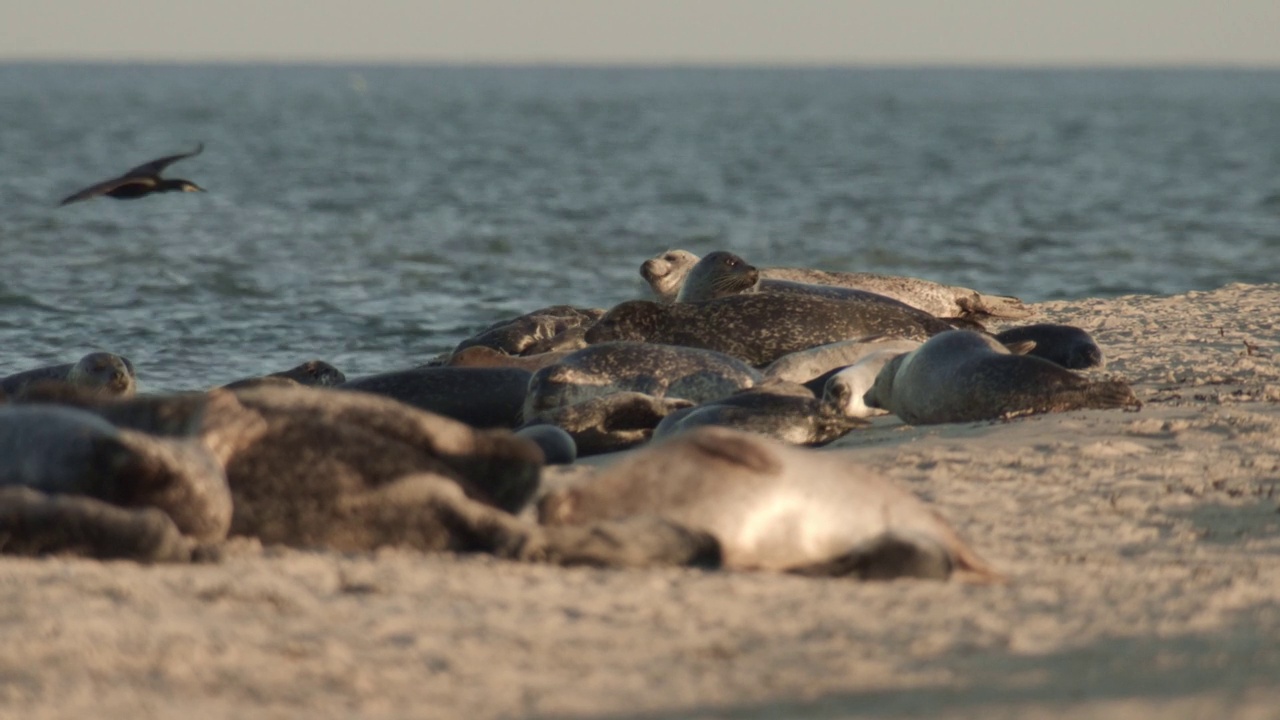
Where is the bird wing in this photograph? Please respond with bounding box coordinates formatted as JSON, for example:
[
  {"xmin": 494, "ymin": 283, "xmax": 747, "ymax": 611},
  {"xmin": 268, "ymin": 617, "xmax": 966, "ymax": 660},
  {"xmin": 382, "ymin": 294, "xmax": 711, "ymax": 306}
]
[
  {"xmin": 58, "ymin": 176, "xmax": 159, "ymax": 206},
  {"xmin": 121, "ymin": 142, "xmax": 204, "ymax": 178}
]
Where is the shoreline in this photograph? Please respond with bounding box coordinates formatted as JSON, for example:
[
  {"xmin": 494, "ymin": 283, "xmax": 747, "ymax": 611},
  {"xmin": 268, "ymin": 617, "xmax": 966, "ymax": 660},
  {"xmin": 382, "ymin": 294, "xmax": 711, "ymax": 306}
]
[{"xmin": 3, "ymin": 282, "xmax": 1280, "ymax": 719}]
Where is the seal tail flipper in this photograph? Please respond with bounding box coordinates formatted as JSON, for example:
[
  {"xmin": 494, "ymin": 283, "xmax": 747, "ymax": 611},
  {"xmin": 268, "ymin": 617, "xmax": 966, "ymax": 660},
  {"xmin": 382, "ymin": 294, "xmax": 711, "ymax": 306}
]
[
  {"xmin": 0, "ymin": 487, "xmax": 197, "ymax": 562},
  {"xmin": 1060, "ymin": 379, "xmax": 1142, "ymax": 412},
  {"xmin": 957, "ymin": 293, "xmax": 1037, "ymax": 320}
]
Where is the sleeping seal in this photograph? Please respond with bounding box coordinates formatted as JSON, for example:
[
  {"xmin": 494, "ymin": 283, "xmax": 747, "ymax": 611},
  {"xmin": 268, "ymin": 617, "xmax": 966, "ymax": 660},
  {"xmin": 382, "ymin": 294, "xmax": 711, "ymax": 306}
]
[
  {"xmin": 455, "ymin": 305, "xmax": 605, "ymax": 356},
  {"xmin": 763, "ymin": 336, "xmax": 924, "ymax": 384},
  {"xmin": 994, "ymin": 323, "xmax": 1105, "ymax": 369},
  {"xmin": 820, "ymin": 348, "xmax": 915, "ymax": 419},
  {"xmin": 642, "ymin": 248, "xmax": 1031, "ymax": 319},
  {"xmin": 652, "ymin": 380, "xmax": 865, "ymax": 446},
  {"xmin": 863, "ymin": 330, "xmax": 1141, "ymax": 425},
  {"xmin": 0, "ymin": 404, "xmax": 231, "ymax": 560},
  {"xmin": 1, "ymin": 352, "xmax": 137, "ymax": 398},
  {"xmin": 523, "ymin": 341, "xmax": 760, "ymax": 417},
  {"xmin": 222, "ymin": 360, "xmax": 347, "ymax": 389},
  {"xmin": 539, "ymin": 426, "xmax": 1001, "ymax": 581},
  {"xmin": 584, "ymin": 295, "xmax": 952, "ymax": 367}
]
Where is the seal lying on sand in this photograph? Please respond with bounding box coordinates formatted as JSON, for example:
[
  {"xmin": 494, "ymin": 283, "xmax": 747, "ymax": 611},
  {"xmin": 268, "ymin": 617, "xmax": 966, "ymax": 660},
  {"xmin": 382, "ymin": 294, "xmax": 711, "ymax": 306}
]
[
  {"xmin": 222, "ymin": 360, "xmax": 346, "ymax": 390},
  {"xmin": 339, "ymin": 367, "xmax": 532, "ymax": 428},
  {"xmin": 446, "ymin": 346, "xmax": 576, "ymax": 373},
  {"xmin": 15, "ymin": 385, "xmax": 548, "ymax": 553},
  {"xmin": 863, "ymin": 330, "xmax": 1141, "ymax": 425},
  {"xmin": 455, "ymin": 305, "xmax": 604, "ymax": 356},
  {"xmin": 653, "ymin": 380, "xmax": 865, "ymax": 446},
  {"xmin": 523, "ymin": 341, "xmax": 760, "ymax": 417},
  {"xmin": 523, "ymin": 392, "xmax": 694, "ymax": 456},
  {"xmin": 1, "ymin": 352, "xmax": 137, "ymax": 398},
  {"xmin": 0, "ymin": 404, "xmax": 230, "ymax": 561},
  {"xmin": 539, "ymin": 426, "xmax": 1002, "ymax": 581},
  {"xmin": 585, "ymin": 296, "xmax": 952, "ymax": 367},
  {"xmin": 763, "ymin": 336, "xmax": 924, "ymax": 384},
  {"xmin": 641, "ymin": 248, "xmax": 1031, "ymax": 319},
  {"xmin": 994, "ymin": 323, "xmax": 1105, "ymax": 369},
  {"xmin": 820, "ymin": 349, "xmax": 916, "ymax": 419}
]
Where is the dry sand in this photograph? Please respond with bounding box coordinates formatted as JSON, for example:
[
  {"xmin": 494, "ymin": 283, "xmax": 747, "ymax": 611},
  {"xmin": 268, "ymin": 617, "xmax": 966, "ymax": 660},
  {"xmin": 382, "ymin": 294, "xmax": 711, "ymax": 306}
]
[{"xmin": 3, "ymin": 282, "xmax": 1280, "ymax": 720}]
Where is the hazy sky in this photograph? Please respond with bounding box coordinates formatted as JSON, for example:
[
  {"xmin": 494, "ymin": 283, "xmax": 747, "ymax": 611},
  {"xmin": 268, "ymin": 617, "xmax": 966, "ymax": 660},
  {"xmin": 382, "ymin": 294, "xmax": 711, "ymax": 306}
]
[{"xmin": 3, "ymin": 0, "xmax": 1278, "ymax": 66}]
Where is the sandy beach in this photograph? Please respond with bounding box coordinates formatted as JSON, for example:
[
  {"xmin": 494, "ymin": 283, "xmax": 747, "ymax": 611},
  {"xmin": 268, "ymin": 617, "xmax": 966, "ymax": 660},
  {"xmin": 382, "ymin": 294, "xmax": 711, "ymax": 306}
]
[{"xmin": 2, "ymin": 282, "xmax": 1279, "ymax": 720}]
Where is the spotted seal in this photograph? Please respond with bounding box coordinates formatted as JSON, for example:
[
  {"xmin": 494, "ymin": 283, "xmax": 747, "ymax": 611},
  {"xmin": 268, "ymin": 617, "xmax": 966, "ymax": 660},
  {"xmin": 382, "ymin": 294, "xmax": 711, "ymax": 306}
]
[
  {"xmin": 1, "ymin": 352, "xmax": 137, "ymax": 398},
  {"xmin": 643, "ymin": 248, "xmax": 1031, "ymax": 319},
  {"xmin": 863, "ymin": 330, "xmax": 1140, "ymax": 425},
  {"xmin": 584, "ymin": 295, "xmax": 952, "ymax": 367},
  {"xmin": 538, "ymin": 426, "xmax": 1002, "ymax": 581},
  {"xmin": 994, "ymin": 323, "xmax": 1105, "ymax": 369},
  {"xmin": 0, "ymin": 404, "xmax": 230, "ymax": 560},
  {"xmin": 446, "ymin": 346, "xmax": 576, "ymax": 372},
  {"xmin": 652, "ymin": 380, "xmax": 865, "ymax": 446},
  {"xmin": 455, "ymin": 305, "xmax": 605, "ymax": 356},
  {"xmin": 221, "ymin": 359, "xmax": 346, "ymax": 390},
  {"xmin": 339, "ymin": 367, "xmax": 532, "ymax": 428},
  {"xmin": 523, "ymin": 392, "xmax": 694, "ymax": 456},
  {"xmin": 523, "ymin": 341, "xmax": 760, "ymax": 418}
]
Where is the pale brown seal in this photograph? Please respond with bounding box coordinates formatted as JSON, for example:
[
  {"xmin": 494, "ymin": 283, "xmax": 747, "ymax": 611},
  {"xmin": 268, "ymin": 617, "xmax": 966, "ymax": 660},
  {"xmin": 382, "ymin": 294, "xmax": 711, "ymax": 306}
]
[
  {"xmin": 1, "ymin": 352, "xmax": 137, "ymax": 398},
  {"xmin": 863, "ymin": 330, "xmax": 1140, "ymax": 425},
  {"xmin": 0, "ymin": 404, "xmax": 231, "ymax": 561},
  {"xmin": 584, "ymin": 295, "xmax": 952, "ymax": 367},
  {"xmin": 539, "ymin": 427, "xmax": 1002, "ymax": 581},
  {"xmin": 643, "ymin": 248, "xmax": 1032, "ymax": 319}
]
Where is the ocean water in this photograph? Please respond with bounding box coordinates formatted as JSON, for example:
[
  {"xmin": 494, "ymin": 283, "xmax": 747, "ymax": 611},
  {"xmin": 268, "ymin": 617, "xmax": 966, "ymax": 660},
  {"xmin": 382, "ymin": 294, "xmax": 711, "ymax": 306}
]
[{"xmin": 1, "ymin": 64, "xmax": 1279, "ymax": 391}]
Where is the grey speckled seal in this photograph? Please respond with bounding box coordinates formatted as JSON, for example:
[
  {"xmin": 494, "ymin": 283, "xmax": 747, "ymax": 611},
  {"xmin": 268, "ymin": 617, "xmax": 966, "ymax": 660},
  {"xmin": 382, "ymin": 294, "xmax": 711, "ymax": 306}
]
[
  {"xmin": 864, "ymin": 330, "xmax": 1140, "ymax": 425},
  {"xmin": 994, "ymin": 323, "xmax": 1105, "ymax": 369},
  {"xmin": 222, "ymin": 360, "xmax": 346, "ymax": 390},
  {"xmin": 1, "ymin": 352, "xmax": 137, "ymax": 398},
  {"xmin": 523, "ymin": 391, "xmax": 694, "ymax": 456},
  {"xmin": 0, "ymin": 404, "xmax": 231, "ymax": 561},
  {"xmin": 523, "ymin": 341, "xmax": 760, "ymax": 418},
  {"xmin": 538, "ymin": 426, "xmax": 1003, "ymax": 581},
  {"xmin": 455, "ymin": 305, "xmax": 605, "ymax": 356},
  {"xmin": 585, "ymin": 295, "xmax": 953, "ymax": 367},
  {"xmin": 642, "ymin": 248, "xmax": 1031, "ymax": 320},
  {"xmin": 652, "ymin": 380, "xmax": 866, "ymax": 446}
]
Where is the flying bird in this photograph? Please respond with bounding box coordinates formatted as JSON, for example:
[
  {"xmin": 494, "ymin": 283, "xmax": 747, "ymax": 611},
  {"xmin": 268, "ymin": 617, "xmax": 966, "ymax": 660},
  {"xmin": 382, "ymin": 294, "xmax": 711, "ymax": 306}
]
[{"xmin": 58, "ymin": 143, "xmax": 206, "ymax": 206}]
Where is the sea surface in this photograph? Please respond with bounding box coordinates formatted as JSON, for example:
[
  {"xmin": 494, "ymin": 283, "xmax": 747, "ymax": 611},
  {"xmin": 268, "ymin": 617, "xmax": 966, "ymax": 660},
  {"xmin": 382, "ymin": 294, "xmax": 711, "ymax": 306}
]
[{"xmin": 1, "ymin": 64, "xmax": 1279, "ymax": 391}]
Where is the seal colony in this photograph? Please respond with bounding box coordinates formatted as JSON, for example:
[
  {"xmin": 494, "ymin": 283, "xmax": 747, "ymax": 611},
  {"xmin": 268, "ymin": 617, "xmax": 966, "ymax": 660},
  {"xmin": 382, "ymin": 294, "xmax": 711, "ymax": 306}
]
[{"xmin": 1, "ymin": 243, "xmax": 1144, "ymax": 586}]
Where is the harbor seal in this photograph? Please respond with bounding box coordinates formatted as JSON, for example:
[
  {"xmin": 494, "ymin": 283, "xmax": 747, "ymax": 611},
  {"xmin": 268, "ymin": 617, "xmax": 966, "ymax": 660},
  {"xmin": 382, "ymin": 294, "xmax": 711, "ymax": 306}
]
[
  {"xmin": 640, "ymin": 249, "xmax": 700, "ymax": 302},
  {"xmin": 763, "ymin": 336, "xmax": 924, "ymax": 384},
  {"xmin": 863, "ymin": 330, "xmax": 1141, "ymax": 425},
  {"xmin": 0, "ymin": 404, "xmax": 231, "ymax": 560},
  {"xmin": 644, "ymin": 248, "xmax": 1031, "ymax": 319},
  {"xmin": 522, "ymin": 392, "xmax": 694, "ymax": 456},
  {"xmin": 652, "ymin": 380, "xmax": 865, "ymax": 446},
  {"xmin": 584, "ymin": 295, "xmax": 952, "ymax": 367},
  {"xmin": 994, "ymin": 323, "xmax": 1105, "ymax": 369},
  {"xmin": 515, "ymin": 424, "xmax": 577, "ymax": 465},
  {"xmin": 1, "ymin": 352, "xmax": 137, "ymax": 398},
  {"xmin": 338, "ymin": 367, "xmax": 531, "ymax": 428},
  {"xmin": 446, "ymin": 346, "xmax": 576, "ymax": 372},
  {"xmin": 523, "ymin": 341, "xmax": 760, "ymax": 418},
  {"xmin": 820, "ymin": 348, "xmax": 915, "ymax": 419},
  {"xmin": 222, "ymin": 360, "xmax": 346, "ymax": 389},
  {"xmin": 455, "ymin": 305, "xmax": 605, "ymax": 356},
  {"xmin": 539, "ymin": 426, "xmax": 1001, "ymax": 581}
]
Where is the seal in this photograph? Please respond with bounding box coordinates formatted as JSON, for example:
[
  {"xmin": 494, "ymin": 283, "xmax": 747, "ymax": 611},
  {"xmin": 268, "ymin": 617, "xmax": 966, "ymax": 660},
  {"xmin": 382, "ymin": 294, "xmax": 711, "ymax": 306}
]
[
  {"xmin": 820, "ymin": 348, "xmax": 915, "ymax": 419},
  {"xmin": 645, "ymin": 248, "xmax": 1032, "ymax": 319},
  {"xmin": 17, "ymin": 384, "xmax": 549, "ymax": 554},
  {"xmin": 584, "ymin": 295, "xmax": 952, "ymax": 367},
  {"xmin": 522, "ymin": 392, "xmax": 694, "ymax": 456},
  {"xmin": 1, "ymin": 352, "xmax": 137, "ymax": 398},
  {"xmin": 446, "ymin": 346, "xmax": 576, "ymax": 372},
  {"xmin": 0, "ymin": 404, "xmax": 231, "ymax": 560},
  {"xmin": 538, "ymin": 426, "xmax": 1002, "ymax": 581},
  {"xmin": 863, "ymin": 330, "xmax": 1141, "ymax": 425},
  {"xmin": 763, "ymin": 336, "xmax": 924, "ymax": 384},
  {"xmin": 994, "ymin": 323, "xmax": 1105, "ymax": 369},
  {"xmin": 222, "ymin": 359, "xmax": 346, "ymax": 390},
  {"xmin": 523, "ymin": 341, "xmax": 760, "ymax": 419},
  {"xmin": 640, "ymin": 249, "xmax": 700, "ymax": 302},
  {"xmin": 455, "ymin": 305, "xmax": 605, "ymax": 356},
  {"xmin": 338, "ymin": 366, "xmax": 532, "ymax": 429},
  {"xmin": 515, "ymin": 424, "xmax": 578, "ymax": 465},
  {"xmin": 652, "ymin": 379, "xmax": 865, "ymax": 446}
]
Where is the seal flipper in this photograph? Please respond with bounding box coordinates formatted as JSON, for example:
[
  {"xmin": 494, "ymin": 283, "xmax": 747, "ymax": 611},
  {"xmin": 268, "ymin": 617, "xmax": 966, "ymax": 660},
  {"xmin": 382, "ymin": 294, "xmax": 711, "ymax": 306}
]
[
  {"xmin": 0, "ymin": 487, "xmax": 197, "ymax": 562},
  {"xmin": 785, "ymin": 533, "xmax": 954, "ymax": 581},
  {"xmin": 537, "ymin": 516, "xmax": 722, "ymax": 569}
]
